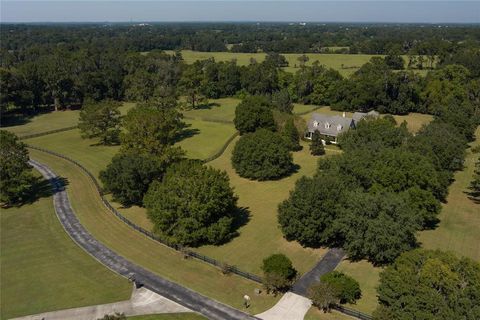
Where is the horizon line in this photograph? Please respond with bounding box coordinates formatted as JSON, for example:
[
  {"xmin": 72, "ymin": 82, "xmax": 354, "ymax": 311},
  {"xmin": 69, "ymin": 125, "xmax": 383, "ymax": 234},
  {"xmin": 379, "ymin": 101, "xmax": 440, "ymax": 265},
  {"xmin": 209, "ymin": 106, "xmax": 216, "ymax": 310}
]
[{"xmin": 3, "ymin": 20, "xmax": 480, "ymax": 24}]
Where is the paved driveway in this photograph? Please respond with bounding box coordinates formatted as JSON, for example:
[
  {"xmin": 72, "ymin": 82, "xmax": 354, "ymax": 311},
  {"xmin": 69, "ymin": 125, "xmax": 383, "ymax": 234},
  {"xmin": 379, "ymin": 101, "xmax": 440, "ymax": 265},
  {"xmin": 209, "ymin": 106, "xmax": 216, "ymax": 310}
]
[{"xmin": 29, "ymin": 159, "xmax": 258, "ymax": 320}]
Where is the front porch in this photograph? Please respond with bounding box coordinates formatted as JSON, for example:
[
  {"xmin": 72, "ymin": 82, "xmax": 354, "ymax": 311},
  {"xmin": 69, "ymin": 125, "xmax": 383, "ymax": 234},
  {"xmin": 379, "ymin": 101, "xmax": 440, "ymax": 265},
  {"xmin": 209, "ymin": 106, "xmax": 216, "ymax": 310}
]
[{"xmin": 304, "ymin": 131, "xmax": 338, "ymax": 144}]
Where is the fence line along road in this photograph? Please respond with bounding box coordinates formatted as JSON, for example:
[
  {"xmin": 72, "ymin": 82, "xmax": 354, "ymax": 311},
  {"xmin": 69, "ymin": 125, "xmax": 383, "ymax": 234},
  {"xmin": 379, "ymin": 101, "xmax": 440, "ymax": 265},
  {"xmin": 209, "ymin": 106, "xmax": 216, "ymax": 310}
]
[
  {"xmin": 27, "ymin": 146, "xmax": 373, "ymax": 320},
  {"xmin": 29, "ymin": 159, "xmax": 259, "ymax": 320},
  {"xmin": 26, "ymin": 144, "xmax": 263, "ymax": 284},
  {"xmin": 19, "ymin": 125, "xmax": 79, "ymax": 140}
]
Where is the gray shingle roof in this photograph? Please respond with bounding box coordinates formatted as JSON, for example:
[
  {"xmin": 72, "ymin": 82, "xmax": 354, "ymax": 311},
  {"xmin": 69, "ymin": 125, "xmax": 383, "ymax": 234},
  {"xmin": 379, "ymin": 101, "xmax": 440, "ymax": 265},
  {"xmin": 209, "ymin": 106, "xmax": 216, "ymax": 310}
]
[
  {"xmin": 307, "ymin": 113, "xmax": 355, "ymax": 137},
  {"xmin": 353, "ymin": 111, "xmax": 380, "ymax": 123}
]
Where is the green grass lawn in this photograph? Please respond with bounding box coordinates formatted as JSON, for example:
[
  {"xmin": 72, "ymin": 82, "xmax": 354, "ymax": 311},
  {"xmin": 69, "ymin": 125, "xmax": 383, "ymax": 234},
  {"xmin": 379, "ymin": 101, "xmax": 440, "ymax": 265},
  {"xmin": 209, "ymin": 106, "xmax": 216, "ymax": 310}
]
[
  {"xmin": 4, "ymin": 109, "xmax": 80, "ymax": 137},
  {"xmin": 166, "ymin": 50, "xmax": 428, "ymax": 77},
  {"xmin": 183, "ymin": 98, "xmax": 238, "ymax": 123},
  {"xmin": 0, "ymin": 172, "xmax": 131, "ymax": 319},
  {"xmin": 3, "ymin": 103, "xmax": 135, "ymax": 138},
  {"xmin": 293, "ymin": 103, "xmax": 322, "ymax": 115},
  {"xmin": 183, "ymin": 98, "xmax": 320, "ymax": 122},
  {"xmin": 114, "ymin": 139, "xmax": 332, "ymax": 276},
  {"xmin": 167, "ymin": 50, "xmax": 382, "ymax": 77},
  {"xmin": 304, "ymin": 308, "xmax": 354, "ymax": 320},
  {"xmin": 335, "ymin": 260, "xmax": 382, "ymax": 315},
  {"xmin": 24, "ymin": 118, "xmax": 236, "ymax": 178},
  {"xmin": 177, "ymin": 119, "xmax": 237, "ymax": 159},
  {"xmin": 129, "ymin": 313, "xmax": 206, "ymax": 320},
  {"xmin": 418, "ymin": 126, "xmax": 480, "ymax": 261},
  {"xmin": 28, "ymin": 149, "xmax": 280, "ymax": 315},
  {"xmin": 25, "ymin": 129, "xmax": 120, "ymax": 179},
  {"xmin": 196, "ymin": 139, "xmax": 332, "ymax": 275}
]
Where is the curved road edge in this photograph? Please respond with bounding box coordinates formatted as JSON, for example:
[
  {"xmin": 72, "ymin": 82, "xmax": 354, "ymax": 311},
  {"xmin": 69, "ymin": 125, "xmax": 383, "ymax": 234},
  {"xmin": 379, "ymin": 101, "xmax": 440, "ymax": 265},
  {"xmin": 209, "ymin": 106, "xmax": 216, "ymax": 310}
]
[{"xmin": 29, "ymin": 159, "xmax": 258, "ymax": 320}]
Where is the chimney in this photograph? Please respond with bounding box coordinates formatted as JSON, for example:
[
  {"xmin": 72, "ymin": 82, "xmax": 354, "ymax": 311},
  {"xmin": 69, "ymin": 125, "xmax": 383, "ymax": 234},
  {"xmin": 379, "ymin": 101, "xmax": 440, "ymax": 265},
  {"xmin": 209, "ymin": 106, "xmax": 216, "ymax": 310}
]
[{"xmin": 342, "ymin": 112, "xmax": 346, "ymax": 118}]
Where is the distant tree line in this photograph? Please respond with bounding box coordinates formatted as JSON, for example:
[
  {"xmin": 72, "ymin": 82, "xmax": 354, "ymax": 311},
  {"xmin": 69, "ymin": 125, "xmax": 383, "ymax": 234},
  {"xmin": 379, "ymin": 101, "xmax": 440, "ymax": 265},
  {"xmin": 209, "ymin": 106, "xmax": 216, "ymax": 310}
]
[{"xmin": 2, "ymin": 23, "xmax": 479, "ymax": 55}]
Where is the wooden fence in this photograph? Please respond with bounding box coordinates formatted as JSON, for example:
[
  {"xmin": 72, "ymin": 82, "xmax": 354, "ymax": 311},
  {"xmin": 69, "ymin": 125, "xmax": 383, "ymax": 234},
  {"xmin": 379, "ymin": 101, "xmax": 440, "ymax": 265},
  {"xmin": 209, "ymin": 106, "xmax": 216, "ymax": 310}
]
[{"xmin": 26, "ymin": 144, "xmax": 263, "ymax": 284}]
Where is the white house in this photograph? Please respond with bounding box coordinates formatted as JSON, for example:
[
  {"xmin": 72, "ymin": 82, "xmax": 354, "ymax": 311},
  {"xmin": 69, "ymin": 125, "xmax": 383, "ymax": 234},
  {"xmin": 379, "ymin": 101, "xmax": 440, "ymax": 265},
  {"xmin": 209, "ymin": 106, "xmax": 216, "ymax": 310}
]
[{"xmin": 305, "ymin": 110, "xmax": 379, "ymax": 144}]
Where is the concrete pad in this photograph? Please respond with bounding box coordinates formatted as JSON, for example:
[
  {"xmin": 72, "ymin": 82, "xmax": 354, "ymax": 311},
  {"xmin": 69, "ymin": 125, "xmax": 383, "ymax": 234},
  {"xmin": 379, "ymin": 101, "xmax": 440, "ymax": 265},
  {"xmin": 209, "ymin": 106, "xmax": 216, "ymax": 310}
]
[
  {"xmin": 10, "ymin": 286, "xmax": 191, "ymax": 320},
  {"xmin": 255, "ymin": 292, "xmax": 312, "ymax": 320}
]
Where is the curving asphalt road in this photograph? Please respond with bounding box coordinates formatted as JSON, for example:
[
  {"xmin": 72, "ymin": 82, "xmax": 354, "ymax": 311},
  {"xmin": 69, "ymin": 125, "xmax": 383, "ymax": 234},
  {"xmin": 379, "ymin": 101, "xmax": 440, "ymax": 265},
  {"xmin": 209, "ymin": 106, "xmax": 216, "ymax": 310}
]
[
  {"xmin": 291, "ymin": 248, "xmax": 345, "ymax": 296},
  {"xmin": 29, "ymin": 159, "xmax": 258, "ymax": 320}
]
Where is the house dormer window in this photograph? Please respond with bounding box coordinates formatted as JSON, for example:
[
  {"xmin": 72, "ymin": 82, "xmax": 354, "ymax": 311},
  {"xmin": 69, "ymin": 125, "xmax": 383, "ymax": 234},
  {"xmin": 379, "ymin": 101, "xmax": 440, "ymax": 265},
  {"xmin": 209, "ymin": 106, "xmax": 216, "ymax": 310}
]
[
  {"xmin": 325, "ymin": 122, "xmax": 330, "ymax": 129},
  {"xmin": 313, "ymin": 121, "xmax": 318, "ymax": 127},
  {"xmin": 337, "ymin": 124, "xmax": 343, "ymax": 131}
]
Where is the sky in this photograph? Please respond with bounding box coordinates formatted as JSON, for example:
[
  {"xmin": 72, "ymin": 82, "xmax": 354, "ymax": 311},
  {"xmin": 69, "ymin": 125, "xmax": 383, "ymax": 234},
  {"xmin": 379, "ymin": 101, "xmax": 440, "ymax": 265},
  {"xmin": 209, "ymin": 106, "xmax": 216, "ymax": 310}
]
[{"xmin": 1, "ymin": 1, "xmax": 479, "ymax": 23}]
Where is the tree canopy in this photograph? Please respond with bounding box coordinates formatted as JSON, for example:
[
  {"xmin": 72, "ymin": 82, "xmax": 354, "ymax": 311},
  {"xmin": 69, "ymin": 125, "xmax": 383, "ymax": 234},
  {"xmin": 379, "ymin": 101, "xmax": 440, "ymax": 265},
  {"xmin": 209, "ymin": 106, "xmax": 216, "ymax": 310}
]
[
  {"xmin": 0, "ymin": 130, "xmax": 34, "ymax": 206},
  {"xmin": 121, "ymin": 100, "xmax": 185, "ymax": 156},
  {"xmin": 310, "ymin": 130, "xmax": 325, "ymax": 156},
  {"xmin": 232, "ymin": 129, "xmax": 294, "ymax": 181},
  {"xmin": 261, "ymin": 254, "xmax": 297, "ymax": 292},
  {"xmin": 78, "ymin": 100, "xmax": 121, "ymax": 145},
  {"xmin": 233, "ymin": 96, "xmax": 276, "ymax": 135},
  {"xmin": 100, "ymin": 152, "xmax": 179, "ymax": 207},
  {"xmin": 144, "ymin": 160, "xmax": 238, "ymax": 246},
  {"xmin": 374, "ymin": 249, "xmax": 480, "ymax": 320},
  {"xmin": 320, "ymin": 271, "xmax": 361, "ymax": 304}
]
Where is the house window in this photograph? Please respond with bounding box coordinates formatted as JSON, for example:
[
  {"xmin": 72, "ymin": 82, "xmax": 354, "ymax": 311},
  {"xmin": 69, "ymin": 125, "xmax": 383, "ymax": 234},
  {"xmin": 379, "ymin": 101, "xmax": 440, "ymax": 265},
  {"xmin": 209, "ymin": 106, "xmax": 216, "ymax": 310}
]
[
  {"xmin": 337, "ymin": 124, "xmax": 343, "ymax": 131},
  {"xmin": 313, "ymin": 121, "xmax": 318, "ymax": 127},
  {"xmin": 325, "ymin": 122, "xmax": 330, "ymax": 129}
]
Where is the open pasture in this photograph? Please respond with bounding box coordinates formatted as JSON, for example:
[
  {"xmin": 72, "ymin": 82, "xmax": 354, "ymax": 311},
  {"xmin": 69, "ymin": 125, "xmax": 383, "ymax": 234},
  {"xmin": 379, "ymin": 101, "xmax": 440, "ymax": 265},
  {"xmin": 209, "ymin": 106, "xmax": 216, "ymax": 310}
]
[
  {"xmin": 0, "ymin": 172, "xmax": 131, "ymax": 319},
  {"xmin": 419, "ymin": 126, "xmax": 480, "ymax": 261},
  {"xmin": 3, "ymin": 103, "xmax": 135, "ymax": 138},
  {"xmin": 28, "ymin": 149, "xmax": 281, "ymax": 315},
  {"xmin": 114, "ymin": 138, "xmax": 332, "ymax": 276},
  {"xmin": 167, "ymin": 50, "xmax": 382, "ymax": 77},
  {"xmin": 166, "ymin": 50, "xmax": 428, "ymax": 77},
  {"xmin": 24, "ymin": 118, "xmax": 236, "ymax": 179}
]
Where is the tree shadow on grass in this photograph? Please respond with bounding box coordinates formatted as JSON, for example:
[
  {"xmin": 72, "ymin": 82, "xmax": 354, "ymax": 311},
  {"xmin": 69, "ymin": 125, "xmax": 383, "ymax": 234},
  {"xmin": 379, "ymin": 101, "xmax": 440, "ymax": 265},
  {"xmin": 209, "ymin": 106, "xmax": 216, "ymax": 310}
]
[
  {"xmin": 465, "ymin": 190, "xmax": 480, "ymax": 204},
  {"xmin": 193, "ymin": 102, "xmax": 220, "ymax": 110},
  {"xmin": 212, "ymin": 206, "xmax": 251, "ymax": 246},
  {"xmin": 422, "ymin": 217, "xmax": 440, "ymax": 230},
  {"xmin": 0, "ymin": 113, "xmax": 34, "ymax": 127},
  {"xmin": 14, "ymin": 176, "xmax": 69, "ymax": 207},
  {"xmin": 174, "ymin": 123, "xmax": 200, "ymax": 143}
]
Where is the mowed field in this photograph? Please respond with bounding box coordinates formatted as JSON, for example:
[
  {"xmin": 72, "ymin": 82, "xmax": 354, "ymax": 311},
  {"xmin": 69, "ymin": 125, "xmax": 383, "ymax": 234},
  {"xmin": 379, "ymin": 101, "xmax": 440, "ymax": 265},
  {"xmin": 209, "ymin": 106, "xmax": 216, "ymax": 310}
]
[
  {"xmin": 196, "ymin": 138, "xmax": 329, "ymax": 275},
  {"xmin": 165, "ymin": 50, "xmax": 428, "ymax": 77},
  {"xmin": 4, "ymin": 103, "xmax": 136, "ymax": 138},
  {"xmin": 5, "ymin": 99, "xmax": 437, "ymax": 317},
  {"xmin": 28, "ymin": 149, "xmax": 281, "ymax": 315},
  {"xmin": 419, "ymin": 126, "xmax": 480, "ymax": 260},
  {"xmin": 0, "ymin": 172, "xmax": 131, "ymax": 319}
]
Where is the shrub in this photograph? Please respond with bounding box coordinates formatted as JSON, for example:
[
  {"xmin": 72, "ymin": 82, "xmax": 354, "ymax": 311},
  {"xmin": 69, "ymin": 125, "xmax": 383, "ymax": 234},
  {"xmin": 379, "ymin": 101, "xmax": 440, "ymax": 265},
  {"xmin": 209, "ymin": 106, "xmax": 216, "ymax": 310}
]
[
  {"xmin": 262, "ymin": 254, "xmax": 297, "ymax": 292},
  {"xmin": 310, "ymin": 130, "xmax": 325, "ymax": 155},
  {"xmin": 309, "ymin": 282, "xmax": 340, "ymax": 312},
  {"xmin": 144, "ymin": 160, "xmax": 238, "ymax": 246},
  {"xmin": 232, "ymin": 129, "xmax": 293, "ymax": 180},
  {"xmin": 282, "ymin": 118, "xmax": 301, "ymax": 151},
  {"xmin": 234, "ymin": 95, "xmax": 275, "ymax": 135},
  {"xmin": 320, "ymin": 271, "xmax": 361, "ymax": 304},
  {"xmin": 100, "ymin": 152, "xmax": 179, "ymax": 206}
]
